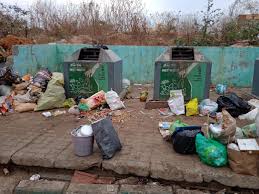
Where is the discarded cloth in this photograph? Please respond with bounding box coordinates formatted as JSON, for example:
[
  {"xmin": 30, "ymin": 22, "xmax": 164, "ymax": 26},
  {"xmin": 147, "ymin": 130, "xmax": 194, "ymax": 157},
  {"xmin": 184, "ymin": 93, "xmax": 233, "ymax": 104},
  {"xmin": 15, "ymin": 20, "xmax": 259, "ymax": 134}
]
[
  {"xmin": 35, "ymin": 72, "xmax": 66, "ymax": 111},
  {"xmin": 32, "ymin": 68, "xmax": 52, "ymax": 90}
]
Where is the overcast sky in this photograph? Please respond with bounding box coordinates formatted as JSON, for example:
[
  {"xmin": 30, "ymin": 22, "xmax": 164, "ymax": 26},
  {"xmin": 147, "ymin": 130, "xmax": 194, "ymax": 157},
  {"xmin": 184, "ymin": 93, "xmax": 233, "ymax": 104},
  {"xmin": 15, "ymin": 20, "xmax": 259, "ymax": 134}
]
[{"xmin": 0, "ymin": 0, "xmax": 235, "ymax": 13}]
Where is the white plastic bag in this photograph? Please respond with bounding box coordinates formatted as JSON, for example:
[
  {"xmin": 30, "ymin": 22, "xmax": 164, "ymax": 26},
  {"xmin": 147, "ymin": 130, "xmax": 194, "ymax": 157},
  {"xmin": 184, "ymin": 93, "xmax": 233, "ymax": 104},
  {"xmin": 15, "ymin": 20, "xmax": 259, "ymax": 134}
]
[
  {"xmin": 105, "ymin": 90, "xmax": 125, "ymax": 111},
  {"xmin": 238, "ymin": 108, "xmax": 258, "ymax": 121},
  {"xmin": 199, "ymin": 99, "xmax": 218, "ymax": 115},
  {"xmin": 168, "ymin": 90, "xmax": 185, "ymax": 115}
]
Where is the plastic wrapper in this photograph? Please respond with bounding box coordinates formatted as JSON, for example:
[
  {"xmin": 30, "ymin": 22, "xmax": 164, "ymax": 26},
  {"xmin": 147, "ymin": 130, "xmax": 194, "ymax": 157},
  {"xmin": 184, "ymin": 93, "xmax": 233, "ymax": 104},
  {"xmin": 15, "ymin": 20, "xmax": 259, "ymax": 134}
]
[
  {"xmin": 80, "ymin": 90, "xmax": 106, "ymax": 111},
  {"xmin": 199, "ymin": 99, "xmax": 218, "ymax": 116},
  {"xmin": 105, "ymin": 90, "xmax": 125, "ymax": 111},
  {"xmin": 242, "ymin": 124, "xmax": 258, "ymax": 138},
  {"xmin": 168, "ymin": 90, "xmax": 185, "ymax": 115},
  {"xmin": 186, "ymin": 98, "xmax": 198, "ymax": 116},
  {"xmin": 195, "ymin": 134, "xmax": 227, "ymax": 167}
]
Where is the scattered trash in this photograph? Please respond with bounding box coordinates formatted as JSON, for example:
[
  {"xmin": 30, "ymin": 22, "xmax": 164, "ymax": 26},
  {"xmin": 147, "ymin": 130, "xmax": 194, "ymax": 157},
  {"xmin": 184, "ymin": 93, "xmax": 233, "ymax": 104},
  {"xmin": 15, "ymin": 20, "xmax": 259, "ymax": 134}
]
[
  {"xmin": 235, "ymin": 127, "xmax": 244, "ymax": 139},
  {"xmin": 158, "ymin": 108, "xmax": 173, "ymax": 117},
  {"xmin": 42, "ymin": 112, "xmax": 52, "ymax": 118},
  {"xmin": 0, "ymin": 85, "xmax": 11, "ymax": 96},
  {"xmin": 80, "ymin": 90, "xmax": 106, "ymax": 111},
  {"xmin": 22, "ymin": 74, "xmax": 31, "ymax": 81},
  {"xmin": 15, "ymin": 102, "xmax": 36, "ymax": 113},
  {"xmin": 196, "ymin": 134, "xmax": 227, "ymax": 167},
  {"xmin": 105, "ymin": 89, "xmax": 125, "ymax": 111},
  {"xmin": 92, "ymin": 117, "xmax": 122, "ymax": 159},
  {"xmin": 29, "ymin": 174, "xmax": 41, "ymax": 181},
  {"xmin": 216, "ymin": 84, "xmax": 227, "ymax": 95},
  {"xmin": 14, "ymin": 90, "xmax": 37, "ymax": 103},
  {"xmin": 248, "ymin": 99, "xmax": 259, "ymax": 108},
  {"xmin": 3, "ymin": 168, "xmax": 9, "ymax": 176},
  {"xmin": 217, "ymin": 92, "xmax": 251, "ymax": 118},
  {"xmin": 172, "ymin": 126, "xmax": 202, "ymax": 154},
  {"xmin": 199, "ymin": 99, "xmax": 218, "ymax": 116},
  {"xmin": 242, "ymin": 124, "xmax": 258, "ymax": 138},
  {"xmin": 159, "ymin": 122, "xmax": 172, "ymax": 141},
  {"xmin": 13, "ymin": 81, "xmax": 30, "ymax": 91},
  {"xmin": 140, "ymin": 91, "xmax": 148, "ymax": 102},
  {"xmin": 159, "ymin": 122, "xmax": 173, "ymax": 130},
  {"xmin": 209, "ymin": 110, "xmax": 236, "ymax": 144},
  {"xmin": 256, "ymin": 111, "xmax": 259, "ymax": 137},
  {"xmin": 63, "ymin": 98, "xmax": 76, "ymax": 108},
  {"xmin": 71, "ymin": 126, "xmax": 94, "ymax": 157},
  {"xmin": 0, "ymin": 94, "xmax": 14, "ymax": 115},
  {"xmin": 238, "ymin": 108, "xmax": 258, "ymax": 121},
  {"xmin": 186, "ymin": 98, "xmax": 198, "ymax": 116},
  {"xmin": 228, "ymin": 143, "xmax": 240, "ymax": 151},
  {"xmin": 35, "ymin": 73, "xmax": 66, "ymax": 111},
  {"xmin": 53, "ymin": 110, "xmax": 66, "ymax": 117},
  {"xmin": 168, "ymin": 90, "xmax": 185, "ymax": 115},
  {"xmin": 32, "ymin": 68, "xmax": 52, "ymax": 90},
  {"xmin": 68, "ymin": 105, "xmax": 80, "ymax": 115},
  {"xmin": 122, "ymin": 79, "xmax": 131, "ymax": 89},
  {"xmin": 0, "ymin": 66, "xmax": 20, "ymax": 85},
  {"xmin": 228, "ymin": 143, "xmax": 259, "ymax": 176},
  {"xmin": 237, "ymin": 139, "xmax": 259, "ymax": 151},
  {"xmin": 169, "ymin": 120, "xmax": 188, "ymax": 134}
]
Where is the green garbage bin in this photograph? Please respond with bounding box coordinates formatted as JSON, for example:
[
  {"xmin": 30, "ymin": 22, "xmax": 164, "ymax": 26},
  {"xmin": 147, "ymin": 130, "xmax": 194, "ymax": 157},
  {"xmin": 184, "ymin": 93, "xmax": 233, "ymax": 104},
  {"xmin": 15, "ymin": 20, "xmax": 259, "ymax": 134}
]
[
  {"xmin": 153, "ymin": 47, "xmax": 211, "ymax": 101},
  {"xmin": 63, "ymin": 47, "xmax": 123, "ymax": 98}
]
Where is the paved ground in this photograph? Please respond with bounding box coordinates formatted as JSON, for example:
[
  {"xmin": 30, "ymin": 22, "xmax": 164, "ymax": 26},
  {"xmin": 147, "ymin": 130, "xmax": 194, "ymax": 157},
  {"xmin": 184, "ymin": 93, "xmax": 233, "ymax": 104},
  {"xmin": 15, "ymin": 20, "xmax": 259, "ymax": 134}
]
[{"xmin": 0, "ymin": 86, "xmax": 258, "ymax": 190}]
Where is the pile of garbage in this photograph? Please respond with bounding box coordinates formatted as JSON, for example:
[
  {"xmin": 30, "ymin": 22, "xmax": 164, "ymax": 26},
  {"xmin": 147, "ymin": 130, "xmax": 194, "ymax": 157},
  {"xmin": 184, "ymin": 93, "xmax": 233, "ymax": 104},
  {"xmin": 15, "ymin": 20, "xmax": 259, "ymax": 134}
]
[
  {"xmin": 159, "ymin": 88, "xmax": 259, "ymax": 176},
  {"xmin": 0, "ymin": 67, "xmax": 126, "ymax": 118}
]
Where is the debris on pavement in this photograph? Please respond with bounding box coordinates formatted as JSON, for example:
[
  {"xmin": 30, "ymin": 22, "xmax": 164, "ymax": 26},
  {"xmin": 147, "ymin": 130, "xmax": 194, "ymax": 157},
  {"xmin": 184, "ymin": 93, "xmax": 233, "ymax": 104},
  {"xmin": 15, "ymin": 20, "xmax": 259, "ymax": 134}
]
[
  {"xmin": 29, "ymin": 174, "xmax": 41, "ymax": 181},
  {"xmin": 186, "ymin": 98, "xmax": 199, "ymax": 116},
  {"xmin": 140, "ymin": 90, "xmax": 148, "ymax": 102},
  {"xmin": 79, "ymin": 90, "xmax": 106, "ymax": 111},
  {"xmin": 105, "ymin": 89, "xmax": 125, "ymax": 111},
  {"xmin": 0, "ymin": 94, "xmax": 14, "ymax": 115},
  {"xmin": 92, "ymin": 117, "xmax": 122, "ymax": 159},
  {"xmin": 209, "ymin": 110, "xmax": 236, "ymax": 144},
  {"xmin": 216, "ymin": 84, "xmax": 227, "ymax": 95},
  {"xmin": 3, "ymin": 168, "xmax": 9, "ymax": 176},
  {"xmin": 196, "ymin": 133, "xmax": 227, "ymax": 167},
  {"xmin": 199, "ymin": 99, "xmax": 218, "ymax": 116},
  {"xmin": 172, "ymin": 126, "xmax": 202, "ymax": 154},
  {"xmin": 35, "ymin": 72, "xmax": 65, "ymax": 111},
  {"xmin": 68, "ymin": 105, "xmax": 80, "ymax": 115},
  {"xmin": 42, "ymin": 111, "xmax": 52, "ymax": 118},
  {"xmin": 168, "ymin": 90, "xmax": 185, "ymax": 115},
  {"xmin": 159, "ymin": 122, "xmax": 172, "ymax": 140},
  {"xmin": 217, "ymin": 92, "xmax": 251, "ymax": 118},
  {"xmin": 53, "ymin": 110, "xmax": 66, "ymax": 117}
]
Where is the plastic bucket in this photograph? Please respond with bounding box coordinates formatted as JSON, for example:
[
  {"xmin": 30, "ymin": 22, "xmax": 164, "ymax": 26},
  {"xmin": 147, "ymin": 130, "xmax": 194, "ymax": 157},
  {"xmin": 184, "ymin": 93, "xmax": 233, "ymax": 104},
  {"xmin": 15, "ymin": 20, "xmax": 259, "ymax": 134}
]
[{"xmin": 71, "ymin": 129, "xmax": 94, "ymax": 157}]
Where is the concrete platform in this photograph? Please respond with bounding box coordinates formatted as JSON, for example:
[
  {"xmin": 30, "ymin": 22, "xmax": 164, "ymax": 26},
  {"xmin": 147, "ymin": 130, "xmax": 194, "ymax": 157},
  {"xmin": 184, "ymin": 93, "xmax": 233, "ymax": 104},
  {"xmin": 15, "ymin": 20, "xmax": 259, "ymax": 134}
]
[{"xmin": 0, "ymin": 87, "xmax": 259, "ymax": 189}]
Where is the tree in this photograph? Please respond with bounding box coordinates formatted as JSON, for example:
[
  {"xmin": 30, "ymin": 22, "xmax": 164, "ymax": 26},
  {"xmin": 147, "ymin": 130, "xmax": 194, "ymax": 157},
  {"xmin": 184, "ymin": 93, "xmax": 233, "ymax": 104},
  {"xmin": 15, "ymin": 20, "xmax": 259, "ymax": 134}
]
[{"xmin": 200, "ymin": 0, "xmax": 222, "ymax": 43}]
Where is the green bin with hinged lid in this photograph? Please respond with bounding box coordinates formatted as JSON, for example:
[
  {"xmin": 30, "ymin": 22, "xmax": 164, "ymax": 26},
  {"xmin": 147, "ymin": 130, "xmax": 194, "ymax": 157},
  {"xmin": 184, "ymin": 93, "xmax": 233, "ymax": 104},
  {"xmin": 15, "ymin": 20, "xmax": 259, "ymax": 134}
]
[
  {"xmin": 63, "ymin": 47, "xmax": 122, "ymax": 98},
  {"xmin": 153, "ymin": 47, "xmax": 212, "ymax": 101}
]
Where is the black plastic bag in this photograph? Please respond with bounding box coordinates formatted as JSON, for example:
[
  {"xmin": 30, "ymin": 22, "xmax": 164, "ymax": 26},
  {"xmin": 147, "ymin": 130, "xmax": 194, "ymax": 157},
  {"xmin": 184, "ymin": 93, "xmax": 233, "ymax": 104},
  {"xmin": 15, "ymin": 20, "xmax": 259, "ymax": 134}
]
[
  {"xmin": 217, "ymin": 93, "xmax": 251, "ymax": 118},
  {"xmin": 0, "ymin": 66, "xmax": 20, "ymax": 85},
  {"xmin": 172, "ymin": 126, "xmax": 202, "ymax": 154},
  {"xmin": 92, "ymin": 117, "xmax": 122, "ymax": 159}
]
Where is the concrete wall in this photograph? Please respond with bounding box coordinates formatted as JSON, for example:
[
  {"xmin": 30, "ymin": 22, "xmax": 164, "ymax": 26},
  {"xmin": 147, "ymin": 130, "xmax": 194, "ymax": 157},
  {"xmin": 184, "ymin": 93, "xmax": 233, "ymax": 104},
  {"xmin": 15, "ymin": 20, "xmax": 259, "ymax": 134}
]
[{"xmin": 13, "ymin": 44, "xmax": 259, "ymax": 87}]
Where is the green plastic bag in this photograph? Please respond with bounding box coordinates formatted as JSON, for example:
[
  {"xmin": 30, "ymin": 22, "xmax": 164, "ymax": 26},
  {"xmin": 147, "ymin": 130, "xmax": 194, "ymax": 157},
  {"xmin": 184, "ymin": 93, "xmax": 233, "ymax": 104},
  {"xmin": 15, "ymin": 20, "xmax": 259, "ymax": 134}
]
[
  {"xmin": 169, "ymin": 120, "xmax": 188, "ymax": 134},
  {"xmin": 195, "ymin": 134, "xmax": 227, "ymax": 167},
  {"xmin": 35, "ymin": 73, "xmax": 66, "ymax": 111}
]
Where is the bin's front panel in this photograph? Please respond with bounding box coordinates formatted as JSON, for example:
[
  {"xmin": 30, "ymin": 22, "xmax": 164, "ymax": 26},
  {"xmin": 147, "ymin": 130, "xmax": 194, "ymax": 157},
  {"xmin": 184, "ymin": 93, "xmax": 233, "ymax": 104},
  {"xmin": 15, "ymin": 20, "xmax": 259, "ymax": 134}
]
[
  {"xmin": 159, "ymin": 62, "xmax": 207, "ymax": 101},
  {"xmin": 67, "ymin": 62, "xmax": 108, "ymax": 98}
]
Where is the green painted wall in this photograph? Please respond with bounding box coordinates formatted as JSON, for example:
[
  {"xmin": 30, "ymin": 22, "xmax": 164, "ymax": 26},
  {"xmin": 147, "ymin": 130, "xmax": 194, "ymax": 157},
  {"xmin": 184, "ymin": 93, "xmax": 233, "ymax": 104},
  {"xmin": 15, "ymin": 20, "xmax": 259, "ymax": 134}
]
[{"xmin": 13, "ymin": 44, "xmax": 259, "ymax": 87}]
